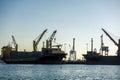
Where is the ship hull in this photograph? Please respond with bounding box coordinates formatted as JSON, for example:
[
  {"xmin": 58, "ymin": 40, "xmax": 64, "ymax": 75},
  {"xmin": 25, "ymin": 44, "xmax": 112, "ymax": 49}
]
[
  {"xmin": 83, "ymin": 54, "xmax": 120, "ymax": 65},
  {"xmin": 37, "ymin": 54, "xmax": 66, "ymax": 64},
  {"xmin": 2, "ymin": 51, "xmax": 67, "ymax": 64},
  {"xmin": 3, "ymin": 59, "xmax": 37, "ymax": 64},
  {"xmin": 1, "ymin": 51, "xmax": 39, "ymax": 64}
]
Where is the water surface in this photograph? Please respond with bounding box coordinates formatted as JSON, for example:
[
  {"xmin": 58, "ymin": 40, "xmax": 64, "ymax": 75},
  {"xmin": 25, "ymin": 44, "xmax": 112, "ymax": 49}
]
[{"xmin": 0, "ymin": 63, "xmax": 120, "ymax": 80}]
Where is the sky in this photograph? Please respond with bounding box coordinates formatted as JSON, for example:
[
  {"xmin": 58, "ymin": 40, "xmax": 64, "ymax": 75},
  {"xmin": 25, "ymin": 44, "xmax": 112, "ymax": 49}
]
[{"xmin": 0, "ymin": 0, "xmax": 120, "ymax": 59}]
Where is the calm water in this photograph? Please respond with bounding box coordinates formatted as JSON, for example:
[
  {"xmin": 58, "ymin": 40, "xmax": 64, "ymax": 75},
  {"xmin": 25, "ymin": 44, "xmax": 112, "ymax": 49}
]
[{"xmin": 0, "ymin": 63, "xmax": 120, "ymax": 80}]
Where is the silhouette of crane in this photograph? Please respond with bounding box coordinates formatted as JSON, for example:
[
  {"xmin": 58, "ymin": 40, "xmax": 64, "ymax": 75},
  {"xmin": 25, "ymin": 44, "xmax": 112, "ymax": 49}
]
[
  {"xmin": 46, "ymin": 30, "xmax": 57, "ymax": 48},
  {"xmin": 11, "ymin": 35, "xmax": 18, "ymax": 51},
  {"xmin": 69, "ymin": 38, "xmax": 76, "ymax": 61},
  {"xmin": 102, "ymin": 28, "xmax": 120, "ymax": 56},
  {"xmin": 33, "ymin": 29, "xmax": 47, "ymax": 51}
]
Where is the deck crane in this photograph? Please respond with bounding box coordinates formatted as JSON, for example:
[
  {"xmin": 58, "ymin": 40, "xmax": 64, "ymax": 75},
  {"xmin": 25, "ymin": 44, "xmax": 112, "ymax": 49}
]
[
  {"xmin": 33, "ymin": 29, "xmax": 47, "ymax": 51},
  {"xmin": 102, "ymin": 28, "xmax": 120, "ymax": 56},
  {"xmin": 46, "ymin": 30, "xmax": 57, "ymax": 48},
  {"xmin": 11, "ymin": 35, "xmax": 18, "ymax": 51}
]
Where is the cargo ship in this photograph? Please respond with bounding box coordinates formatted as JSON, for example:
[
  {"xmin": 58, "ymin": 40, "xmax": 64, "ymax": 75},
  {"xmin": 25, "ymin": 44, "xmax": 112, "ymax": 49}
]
[
  {"xmin": 83, "ymin": 28, "xmax": 120, "ymax": 65},
  {"xmin": 1, "ymin": 29, "xmax": 67, "ymax": 64}
]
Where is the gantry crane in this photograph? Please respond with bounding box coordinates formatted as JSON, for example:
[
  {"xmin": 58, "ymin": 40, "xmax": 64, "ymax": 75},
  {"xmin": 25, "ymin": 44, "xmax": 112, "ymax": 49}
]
[
  {"xmin": 100, "ymin": 34, "xmax": 109, "ymax": 56},
  {"xmin": 102, "ymin": 28, "xmax": 120, "ymax": 56},
  {"xmin": 46, "ymin": 30, "xmax": 57, "ymax": 48},
  {"xmin": 33, "ymin": 29, "xmax": 47, "ymax": 51},
  {"xmin": 11, "ymin": 35, "xmax": 18, "ymax": 51}
]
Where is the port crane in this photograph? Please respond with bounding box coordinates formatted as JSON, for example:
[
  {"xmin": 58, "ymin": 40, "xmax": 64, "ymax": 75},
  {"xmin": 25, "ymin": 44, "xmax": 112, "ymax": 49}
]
[
  {"xmin": 69, "ymin": 38, "xmax": 76, "ymax": 61},
  {"xmin": 11, "ymin": 35, "xmax": 18, "ymax": 51},
  {"xmin": 100, "ymin": 34, "xmax": 109, "ymax": 56},
  {"xmin": 102, "ymin": 28, "xmax": 120, "ymax": 56},
  {"xmin": 33, "ymin": 29, "xmax": 47, "ymax": 51},
  {"xmin": 46, "ymin": 30, "xmax": 57, "ymax": 48}
]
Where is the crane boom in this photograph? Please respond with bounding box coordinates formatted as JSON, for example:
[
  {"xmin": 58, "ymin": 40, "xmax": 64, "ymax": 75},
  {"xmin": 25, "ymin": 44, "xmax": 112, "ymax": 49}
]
[
  {"xmin": 49, "ymin": 30, "xmax": 57, "ymax": 41},
  {"xmin": 46, "ymin": 30, "xmax": 57, "ymax": 48},
  {"xmin": 11, "ymin": 35, "xmax": 18, "ymax": 51},
  {"xmin": 102, "ymin": 28, "xmax": 118, "ymax": 46},
  {"xmin": 35, "ymin": 29, "xmax": 47, "ymax": 46},
  {"xmin": 12, "ymin": 35, "xmax": 16, "ymax": 46},
  {"xmin": 33, "ymin": 29, "xmax": 47, "ymax": 51}
]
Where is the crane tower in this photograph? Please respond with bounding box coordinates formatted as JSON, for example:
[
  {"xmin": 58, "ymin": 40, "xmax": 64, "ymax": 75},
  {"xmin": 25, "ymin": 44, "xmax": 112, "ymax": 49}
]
[
  {"xmin": 69, "ymin": 38, "xmax": 76, "ymax": 61},
  {"xmin": 100, "ymin": 34, "xmax": 109, "ymax": 56}
]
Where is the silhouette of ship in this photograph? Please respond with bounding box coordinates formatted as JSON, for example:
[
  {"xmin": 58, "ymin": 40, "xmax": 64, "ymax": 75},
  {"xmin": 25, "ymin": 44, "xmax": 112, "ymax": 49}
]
[
  {"xmin": 1, "ymin": 29, "xmax": 67, "ymax": 64},
  {"xmin": 83, "ymin": 28, "xmax": 120, "ymax": 65}
]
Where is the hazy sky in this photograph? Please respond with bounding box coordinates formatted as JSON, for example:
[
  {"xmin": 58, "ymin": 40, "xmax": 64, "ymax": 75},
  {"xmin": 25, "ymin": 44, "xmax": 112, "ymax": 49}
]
[{"xmin": 0, "ymin": 0, "xmax": 120, "ymax": 59}]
